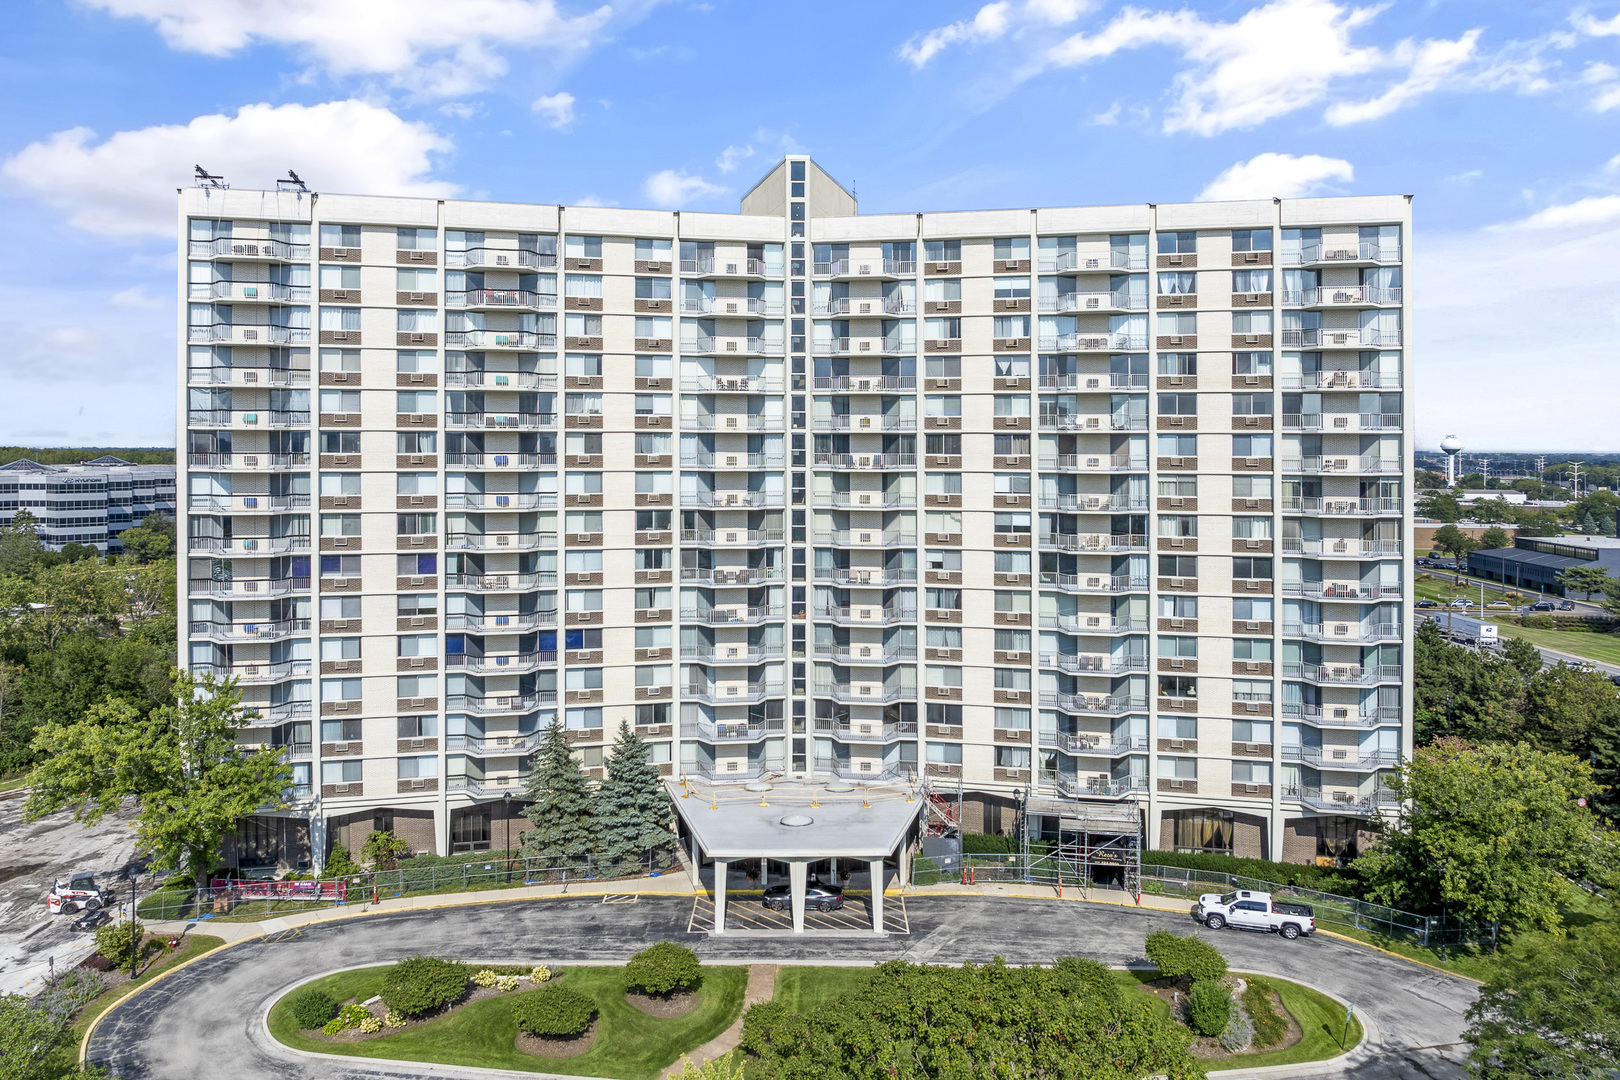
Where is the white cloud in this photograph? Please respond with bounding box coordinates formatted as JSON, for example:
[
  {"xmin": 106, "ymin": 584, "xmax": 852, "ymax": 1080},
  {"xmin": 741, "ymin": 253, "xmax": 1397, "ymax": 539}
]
[
  {"xmin": 1, "ymin": 99, "xmax": 456, "ymax": 238},
  {"xmin": 909, "ymin": 0, "xmax": 1501, "ymax": 136},
  {"xmin": 439, "ymin": 101, "xmax": 484, "ymax": 119},
  {"xmin": 83, "ymin": 0, "xmax": 619, "ymax": 96},
  {"xmin": 643, "ymin": 169, "xmax": 727, "ymax": 208},
  {"xmin": 531, "ymin": 91, "xmax": 576, "ymax": 129},
  {"xmin": 1595, "ymin": 85, "xmax": 1620, "ymax": 112},
  {"xmin": 715, "ymin": 144, "xmax": 754, "ymax": 174},
  {"xmin": 1197, "ymin": 152, "xmax": 1354, "ymax": 200},
  {"xmin": 1420, "ymin": 199, "xmax": 1620, "ymax": 450},
  {"xmin": 1573, "ymin": 10, "xmax": 1620, "ymax": 38},
  {"xmin": 901, "ymin": 2, "xmax": 1013, "ymax": 67}
]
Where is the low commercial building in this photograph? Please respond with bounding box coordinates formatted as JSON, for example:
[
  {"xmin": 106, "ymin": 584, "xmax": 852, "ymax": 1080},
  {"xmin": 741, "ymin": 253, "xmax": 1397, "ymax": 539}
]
[
  {"xmin": 1468, "ymin": 535, "xmax": 1620, "ymax": 595},
  {"xmin": 0, "ymin": 457, "xmax": 176, "ymax": 551}
]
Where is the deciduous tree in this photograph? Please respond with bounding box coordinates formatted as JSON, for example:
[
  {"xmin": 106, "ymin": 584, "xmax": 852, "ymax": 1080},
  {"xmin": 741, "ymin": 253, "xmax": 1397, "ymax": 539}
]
[{"xmin": 22, "ymin": 670, "xmax": 292, "ymax": 891}]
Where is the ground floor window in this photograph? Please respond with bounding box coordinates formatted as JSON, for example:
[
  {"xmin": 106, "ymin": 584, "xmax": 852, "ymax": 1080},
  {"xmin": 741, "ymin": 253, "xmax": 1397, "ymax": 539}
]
[
  {"xmin": 1172, "ymin": 809, "xmax": 1233, "ymax": 854},
  {"xmin": 1316, "ymin": 816, "xmax": 1359, "ymax": 865},
  {"xmin": 451, "ymin": 807, "xmax": 492, "ymax": 852}
]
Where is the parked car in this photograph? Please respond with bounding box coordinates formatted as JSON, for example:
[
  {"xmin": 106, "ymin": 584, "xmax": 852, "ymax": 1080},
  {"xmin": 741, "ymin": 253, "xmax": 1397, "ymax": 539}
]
[
  {"xmin": 762, "ymin": 881, "xmax": 845, "ymax": 912},
  {"xmin": 1449, "ymin": 598, "xmax": 1474, "ymax": 608},
  {"xmin": 1528, "ymin": 601, "xmax": 1557, "ymax": 612},
  {"xmin": 1194, "ymin": 890, "xmax": 1316, "ymax": 940},
  {"xmin": 1560, "ymin": 600, "xmax": 1577, "ymax": 611},
  {"xmin": 1415, "ymin": 599, "xmax": 1439, "ymax": 609},
  {"xmin": 1487, "ymin": 600, "xmax": 1512, "ymax": 609}
]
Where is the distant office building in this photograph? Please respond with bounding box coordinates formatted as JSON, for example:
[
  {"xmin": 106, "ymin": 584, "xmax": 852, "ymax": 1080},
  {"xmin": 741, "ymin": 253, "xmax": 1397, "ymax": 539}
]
[
  {"xmin": 178, "ymin": 159, "xmax": 1412, "ymax": 872},
  {"xmin": 0, "ymin": 457, "xmax": 176, "ymax": 550},
  {"xmin": 1469, "ymin": 534, "xmax": 1620, "ymax": 594}
]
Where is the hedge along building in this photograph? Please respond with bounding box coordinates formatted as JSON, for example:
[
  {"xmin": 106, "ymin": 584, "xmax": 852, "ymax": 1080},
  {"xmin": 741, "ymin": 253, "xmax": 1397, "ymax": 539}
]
[{"xmin": 669, "ymin": 776, "xmax": 923, "ymax": 933}]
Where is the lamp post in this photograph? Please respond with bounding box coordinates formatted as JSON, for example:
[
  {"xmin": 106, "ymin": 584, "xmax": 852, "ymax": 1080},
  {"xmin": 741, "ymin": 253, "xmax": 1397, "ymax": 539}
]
[
  {"xmin": 503, "ymin": 791, "xmax": 512, "ymax": 883},
  {"xmin": 127, "ymin": 868, "xmax": 139, "ymax": 981},
  {"xmin": 1435, "ymin": 857, "xmax": 1449, "ymax": 962}
]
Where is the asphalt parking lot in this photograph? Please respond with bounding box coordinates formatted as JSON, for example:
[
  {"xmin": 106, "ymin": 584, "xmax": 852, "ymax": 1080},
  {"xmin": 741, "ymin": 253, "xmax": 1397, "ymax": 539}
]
[{"xmin": 0, "ymin": 791, "xmax": 145, "ymax": 994}]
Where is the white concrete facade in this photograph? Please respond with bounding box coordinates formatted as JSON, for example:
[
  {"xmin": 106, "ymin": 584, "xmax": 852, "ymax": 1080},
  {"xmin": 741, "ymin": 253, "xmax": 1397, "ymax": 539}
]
[{"xmin": 176, "ymin": 160, "xmax": 1413, "ymax": 868}]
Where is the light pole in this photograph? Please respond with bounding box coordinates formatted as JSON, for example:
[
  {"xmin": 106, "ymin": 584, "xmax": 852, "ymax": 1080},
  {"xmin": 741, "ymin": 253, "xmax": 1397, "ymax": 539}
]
[
  {"xmin": 127, "ymin": 868, "xmax": 139, "ymax": 981},
  {"xmin": 503, "ymin": 791, "xmax": 512, "ymax": 883}
]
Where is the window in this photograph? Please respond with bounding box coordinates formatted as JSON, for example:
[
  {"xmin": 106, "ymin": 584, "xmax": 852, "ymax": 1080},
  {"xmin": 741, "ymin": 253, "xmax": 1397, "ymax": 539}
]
[
  {"xmin": 993, "ymin": 237, "xmax": 1030, "ymax": 261},
  {"xmin": 1157, "ymin": 312, "xmax": 1197, "ymax": 335},
  {"xmin": 993, "ymin": 512, "xmax": 1030, "ymax": 535},
  {"xmin": 995, "ymin": 707, "xmax": 1031, "ymax": 730},
  {"xmin": 397, "ymin": 309, "xmax": 438, "ymax": 333},
  {"xmin": 397, "ymin": 674, "xmax": 437, "ymax": 698},
  {"xmin": 321, "ymin": 596, "xmax": 362, "ymax": 619},
  {"xmin": 320, "ymin": 306, "xmax": 361, "ymax": 331},
  {"xmin": 320, "ymin": 473, "xmax": 360, "ymax": 496},
  {"xmin": 396, "ymin": 268, "xmax": 436, "ymax": 291},
  {"xmin": 1233, "ymin": 311, "xmax": 1273, "ymax": 334},
  {"xmin": 321, "ymin": 677, "xmax": 361, "ymax": 702},
  {"xmin": 320, "ymin": 265, "xmax": 360, "ymax": 289},
  {"xmin": 397, "ymin": 513, "xmax": 436, "ymax": 536},
  {"xmin": 397, "ymin": 633, "xmax": 437, "ymax": 657},
  {"xmin": 320, "ymin": 554, "xmax": 359, "ymax": 577},
  {"xmin": 396, "ymin": 227, "xmax": 437, "ymax": 251},
  {"xmin": 925, "ymin": 278, "xmax": 962, "ymax": 302},
  {"xmin": 398, "ymin": 755, "xmax": 438, "ymax": 779},
  {"xmin": 564, "ymin": 235, "xmax": 603, "ymax": 259},
  {"xmin": 396, "ymin": 472, "xmax": 436, "ymax": 495},
  {"xmin": 1232, "ymin": 393, "xmax": 1272, "ymax": 415},
  {"xmin": 1172, "ymin": 809, "xmax": 1230, "ymax": 853},
  {"xmin": 1233, "ymin": 640, "xmax": 1273, "ymax": 662},
  {"xmin": 320, "ymin": 637, "xmax": 360, "ymax": 660},
  {"xmin": 993, "ymin": 551, "xmax": 1030, "ymax": 573},
  {"xmin": 396, "ymin": 390, "xmax": 437, "ymax": 414},
  {"xmin": 1158, "ymin": 272, "xmax": 1196, "ymax": 295},
  {"xmin": 1233, "ymin": 476, "xmax": 1272, "ymax": 498},
  {"xmin": 635, "ymin": 238, "xmax": 672, "ymax": 260},
  {"xmin": 1233, "ymin": 718, "xmax": 1272, "ymax": 742},
  {"xmin": 1157, "ymin": 393, "xmax": 1196, "ymax": 416},
  {"xmin": 924, "ymin": 239, "xmax": 961, "ymax": 263},
  {"xmin": 1158, "ymin": 714, "xmax": 1197, "ymax": 738},
  {"xmin": 995, "ymin": 746, "xmax": 1031, "ymax": 769},
  {"xmin": 925, "ymin": 742, "xmax": 963, "ymax": 764},
  {"xmin": 1232, "ymin": 597, "xmax": 1273, "ymax": 621},
  {"xmin": 1233, "ymin": 516, "xmax": 1272, "ymax": 539},
  {"xmin": 1158, "ymin": 476, "xmax": 1196, "ymax": 498},
  {"xmin": 322, "ymin": 718, "xmax": 362, "ymax": 742},
  {"xmin": 321, "ymin": 224, "xmax": 360, "ymax": 248},
  {"xmin": 322, "ymin": 760, "xmax": 362, "ymax": 784},
  {"xmin": 1158, "ymin": 231, "xmax": 1196, "ymax": 254},
  {"xmin": 1232, "ymin": 229, "xmax": 1272, "ymax": 252},
  {"xmin": 995, "ymin": 629, "xmax": 1030, "ymax": 651},
  {"xmin": 319, "ymin": 389, "xmax": 359, "ymax": 413},
  {"xmin": 321, "ymin": 513, "xmax": 360, "ymax": 537},
  {"xmin": 1157, "ymin": 433, "xmax": 1196, "ymax": 456},
  {"xmin": 320, "ymin": 348, "xmax": 360, "ymax": 372},
  {"xmin": 1233, "ymin": 761, "xmax": 1272, "ymax": 784},
  {"xmin": 1158, "ymin": 554, "xmax": 1196, "ymax": 577},
  {"xmin": 397, "ymin": 593, "xmax": 438, "ymax": 616},
  {"xmin": 1233, "ymin": 351, "xmax": 1272, "ymax": 375},
  {"xmin": 635, "ymin": 276, "xmax": 672, "ymax": 299},
  {"xmin": 1233, "ymin": 679, "xmax": 1272, "ymax": 702},
  {"xmin": 993, "ymin": 315, "xmax": 1030, "ymax": 338},
  {"xmin": 399, "ymin": 553, "xmax": 437, "ymax": 575},
  {"xmin": 396, "ymin": 431, "xmax": 436, "ymax": 453},
  {"xmin": 924, "ymin": 395, "xmax": 960, "ymax": 417},
  {"xmin": 565, "ymin": 707, "xmax": 603, "ymax": 729},
  {"xmin": 1232, "ymin": 434, "xmax": 1272, "ymax": 456},
  {"xmin": 1158, "ymin": 595, "xmax": 1197, "ymax": 618},
  {"xmin": 1232, "ymin": 268, "xmax": 1271, "ymax": 293},
  {"xmin": 1158, "ymin": 636, "xmax": 1197, "ymax": 658},
  {"xmin": 1158, "ymin": 515, "xmax": 1196, "ymax": 538},
  {"xmin": 1232, "ymin": 556, "xmax": 1273, "ymax": 579},
  {"xmin": 1158, "ymin": 353, "xmax": 1196, "ymax": 376}
]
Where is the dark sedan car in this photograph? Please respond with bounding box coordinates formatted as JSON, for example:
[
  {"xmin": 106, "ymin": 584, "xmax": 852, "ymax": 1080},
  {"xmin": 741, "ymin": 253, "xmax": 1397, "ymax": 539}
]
[{"xmin": 762, "ymin": 882, "xmax": 845, "ymax": 912}]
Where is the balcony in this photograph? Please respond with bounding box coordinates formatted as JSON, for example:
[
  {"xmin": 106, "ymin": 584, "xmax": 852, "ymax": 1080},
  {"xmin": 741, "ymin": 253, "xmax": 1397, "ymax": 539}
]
[
  {"xmin": 192, "ymin": 659, "xmax": 311, "ymax": 683},
  {"xmin": 188, "ymin": 323, "xmax": 310, "ymax": 346},
  {"xmin": 816, "ymin": 605, "xmax": 915, "ymax": 627},
  {"xmin": 682, "ymin": 413, "xmax": 783, "ymax": 432},
  {"xmin": 1284, "ymin": 621, "xmax": 1402, "ymax": 644},
  {"xmin": 1279, "ymin": 327, "xmax": 1402, "ymax": 348},
  {"xmin": 187, "ymin": 366, "xmax": 310, "ymax": 387},
  {"xmin": 1281, "ymin": 455, "xmax": 1400, "ymax": 476},
  {"xmin": 679, "ymin": 566, "xmax": 783, "ymax": 586},
  {"xmin": 446, "ymin": 493, "xmax": 553, "ymax": 511},
  {"xmin": 812, "ymin": 643, "xmax": 916, "ymax": 663},
  {"xmin": 683, "ymin": 718, "xmax": 784, "ymax": 743},
  {"xmin": 1280, "ymin": 537, "xmax": 1403, "ymax": 557},
  {"xmin": 814, "ymin": 566, "xmax": 916, "ymax": 586},
  {"xmin": 682, "ymin": 296, "xmax": 782, "ymax": 317},
  {"xmin": 1282, "ymin": 242, "xmax": 1401, "ymax": 267},
  {"xmin": 817, "ymin": 294, "xmax": 915, "ymax": 317},
  {"xmin": 1282, "ymin": 746, "xmax": 1402, "ymax": 770},
  {"xmin": 444, "ymin": 371, "xmax": 550, "ymax": 390},
  {"xmin": 681, "ymin": 605, "xmax": 784, "ymax": 626},
  {"xmin": 1038, "ymin": 572, "xmax": 1149, "ymax": 595},
  {"xmin": 816, "ymin": 718, "xmax": 917, "ymax": 743},
  {"xmin": 682, "ymin": 257, "xmax": 774, "ymax": 278},
  {"xmin": 1036, "ymin": 291, "xmax": 1149, "ymax": 314},
  {"xmin": 445, "ymin": 329, "xmax": 555, "ymax": 350},
  {"xmin": 448, "ymin": 692, "xmax": 555, "ymax": 716},
  {"xmin": 239, "ymin": 701, "xmax": 312, "ymax": 726},
  {"xmin": 1039, "ymin": 412, "xmax": 1146, "ymax": 433},
  {"xmin": 188, "ymin": 617, "xmax": 311, "ymax": 642},
  {"xmin": 1281, "ymin": 497, "xmax": 1403, "ymax": 517},
  {"xmin": 447, "ymin": 651, "xmax": 557, "ymax": 674},
  {"xmin": 813, "ymin": 375, "xmax": 916, "ymax": 393},
  {"xmin": 444, "ymin": 572, "xmax": 547, "ymax": 592},
  {"xmin": 684, "ymin": 681, "xmax": 778, "ymax": 706},
  {"xmin": 448, "ymin": 246, "xmax": 557, "ymax": 270},
  {"xmin": 446, "ymin": 612, "xmax": 556, "ymax": 632},
  {"xmin": 1282, "ymin": 285, "xmax": 1401, "ymax": 308},
  {"xmin": 445, "ymin": 451, "xmax": 553, "ymax": 467},
  {"xmin": 1283, "ymin": 662, "xmax": 1404, "ymax": 686},
  {"xmin": 1037, "ymin": 372, "xmax": 1148, "ymax": 391},
  {"xmin": 447, "ymin": 289, "xmax": 556, "ymax": 311},
  {"xmin": 447, "ymin": 731, "xmax": 544, "ymax": 755},
  {"xmin": 810, "ymin": 528, "xmax": 914, "ymax": 548},
  {"xmin": 813, "ymin": 682, "xmax": 913, "ymax": 705},
  {"xmin": 186, "ymin": 452, "xmax": 308, "ymax": 470},
  {"xmin": 1038, "ymin": 453, "xmax": 1146, "ymax": 473},
  {"xmin": 1037, "ymin": 494, "xmax": 1146, "ymax": 513},
  {"xmin": 683, "ymin": 527, "xmax": 786, "ymax": 546},
  {"xmin": 1281, "ymin": 581, "xmax": 1401, "ymax": 601},
  {"xmin": 187, "ymin": 495, "xmax": 308, "ymax": 513},
  {"xmin": 1282, "ymin": 784, "xmax": 1401, "ymax": 813},
  {"xmin": 813, "ymin": 490, "xmax": 912, "ymax": 510},
  {"xmin": 682, "ymin": 375, "xmax": 784, "ymax": 394},
  {"xmin": 1039, "ymin": 771, "xmax": 1149, "ymax": 799},
  {"xmin": 1039, "ymin": 731, "xmax": 1148, "ymax": 756},
  {"xmin": 683, "ymin": 452, "xmax": 785, "ymax": 470},
  {"xmin": 446, "ymin": 532, "xmax": 551, "ymax": 551},
  {"xmin": 812, "ymin": 453, "xmax": 917, "ymax": 471},
  {"xmin": 1285, "ymin": 704, "xmax": 1402, "ymax": 728},
  {"xmin": 683, "ymin": 336, "xmax": 784, "ymax": 357},
  {"xmin": 191, "ymin": 576, "xmax": 310, "ymax": 600},
  {"xmin": 682, "ymin": 644, "xmax": 784, "ymax": 664},
  {"xmin": 1040, "ymin": 613, "xmax": 1148, "ymax": 635},
  {"xmin": 445, "ymin": 411, "xmax": 556, "ymax": 430},
  {"xmin": 1038, "ymin": 332, "xmax": 1148, "ymax": 352},
  {"xmin": 187, "ymin": 536, "xmax": 310, "ymax": 557},
  {"xmin": 681, "ymin": 490, "xmax": 781, "ymax": 509},
  {"xmin": 812, "ymin": 258, "xmax": 914, "ymax": 278},
  {"xmin": 188, "ymin": 237, "xmax": 309, "ymax": 261},
  {"xmin": 811, "ymin": 414, "xmax": 916, "ymax": 433},
  {"xmin": 1041, "ymin": 532, "xmax": 1147, "ymax": 554},
  {"xmin": 1039, "ymin": 692, "xmax": 1147, "ymax": 717},
  {"xmin": 1039, "ymin": 653, "xmax": 1149, "ymax": 677}
]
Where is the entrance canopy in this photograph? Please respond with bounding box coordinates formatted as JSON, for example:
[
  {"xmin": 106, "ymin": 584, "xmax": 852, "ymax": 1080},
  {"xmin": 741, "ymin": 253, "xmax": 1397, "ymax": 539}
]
[{"xmin": 668, "ymin": 776, "xmax": 926, "ymax": 934}]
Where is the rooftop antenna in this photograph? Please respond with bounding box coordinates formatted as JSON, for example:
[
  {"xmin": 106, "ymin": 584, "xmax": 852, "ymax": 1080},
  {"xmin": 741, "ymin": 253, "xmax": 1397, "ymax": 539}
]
[
  {"xmin": 277, "ymin": 170, "xmax": 308, "ymax": 193},
  {"xmin": 193, "ymin": 165, "xmax": 226, "ymax": 189}
]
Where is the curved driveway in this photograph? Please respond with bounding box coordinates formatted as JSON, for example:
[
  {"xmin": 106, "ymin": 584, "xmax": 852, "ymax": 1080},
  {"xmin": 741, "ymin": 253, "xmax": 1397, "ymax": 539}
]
[{"xmin": 88, "ymin": 895, "xmax": 1475, "ymax": 1080}]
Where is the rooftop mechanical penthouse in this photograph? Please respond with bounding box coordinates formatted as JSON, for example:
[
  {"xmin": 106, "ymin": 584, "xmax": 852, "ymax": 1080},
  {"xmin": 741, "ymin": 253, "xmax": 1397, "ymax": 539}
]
[{"xmin": 177, "ymin": 158, "xmax": 1413, "ymax": 871}]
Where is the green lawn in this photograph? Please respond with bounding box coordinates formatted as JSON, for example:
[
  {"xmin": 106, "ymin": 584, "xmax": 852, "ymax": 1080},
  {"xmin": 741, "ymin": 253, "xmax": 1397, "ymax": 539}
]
[
  {"xmin": 268, "ymin": 964, "xmax": 747, "ymax": 1080},
  {"xmin": 1499, "ymin": 623, "xmax": 1620, "ymax": 666},
  {"xmin": 1119, "ymin": 969, "xmax": 1360, "ymax": 1067},
  {"xmin": 772, "ymin": 966, "xmax": 875, "ymax": 1013},
  {"xmin": 0, "ymin": 771, "xmax": 30, "ymax": 794}
]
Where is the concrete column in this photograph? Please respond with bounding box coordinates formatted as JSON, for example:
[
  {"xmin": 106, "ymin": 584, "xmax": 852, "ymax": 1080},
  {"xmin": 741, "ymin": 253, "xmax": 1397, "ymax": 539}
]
[
  {"xmin": 828, "ymin": 859, "xmax": 841, "ymax": 887},
  {"xmin": 869, "ymin": 859, "xmax": 885, "ymax": 933},
  {"xmin": 713, "ymin": 859, "xmax": 728, "ymax": 934},
  {"xmin": 309, "ymin": 814, "xmax": 328, "ymax": 874},
  {"xmin": 789, "ymin": 859, "xmax": 807, "ymax": 934},
  {"xmin": 898, "ymin": 842, "xmax": 912, "ymax": 888},
  {"xmin": 688, "ymin": 829, "xmax": 702, "ymax": 890}
]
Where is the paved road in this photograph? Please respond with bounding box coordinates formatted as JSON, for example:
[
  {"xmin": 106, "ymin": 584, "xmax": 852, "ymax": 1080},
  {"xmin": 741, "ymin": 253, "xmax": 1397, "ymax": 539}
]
[{"xmin": 88, "ymin": 895, "xmax": 1474, "ymax": 1080}]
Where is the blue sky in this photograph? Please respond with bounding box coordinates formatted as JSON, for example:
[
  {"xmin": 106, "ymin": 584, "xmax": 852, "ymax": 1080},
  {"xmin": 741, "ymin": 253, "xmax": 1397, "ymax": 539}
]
[{"xmin": 3, "ymin": 0, "xmax": 1619, "ymax": 451}]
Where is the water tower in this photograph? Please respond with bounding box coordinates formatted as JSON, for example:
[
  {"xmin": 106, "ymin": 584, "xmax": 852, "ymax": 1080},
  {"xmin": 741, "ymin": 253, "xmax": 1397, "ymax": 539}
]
[{"xmin": 1440, "ymin": 435, "xmax": 1463, "ymax": 486}]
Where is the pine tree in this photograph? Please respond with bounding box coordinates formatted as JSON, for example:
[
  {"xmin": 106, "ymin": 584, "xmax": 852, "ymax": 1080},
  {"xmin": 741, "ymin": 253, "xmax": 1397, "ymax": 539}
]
[
  {"xmin": 519, "ymin": 716, "xmax": 599, "ymax": 863},
  {"xmin": 595, "ymin": 720, "xmax": 673, "ymax": 874}
]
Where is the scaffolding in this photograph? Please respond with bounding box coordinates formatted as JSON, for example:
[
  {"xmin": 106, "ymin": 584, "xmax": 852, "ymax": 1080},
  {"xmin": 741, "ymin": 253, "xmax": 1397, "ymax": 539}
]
[
  {"xmin": 1023, "ymin": 799, "xmax": 1143, "ymax": 898},
  {"xmin": 920, "ymin": 772, "xmax": 963, "ymax": 837}
]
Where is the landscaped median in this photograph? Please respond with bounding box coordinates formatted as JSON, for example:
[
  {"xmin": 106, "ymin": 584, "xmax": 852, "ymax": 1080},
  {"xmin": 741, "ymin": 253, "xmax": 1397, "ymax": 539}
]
[{"xmin": 263, "ymin": 932, "xmax": 1361, "ymax": 1079}]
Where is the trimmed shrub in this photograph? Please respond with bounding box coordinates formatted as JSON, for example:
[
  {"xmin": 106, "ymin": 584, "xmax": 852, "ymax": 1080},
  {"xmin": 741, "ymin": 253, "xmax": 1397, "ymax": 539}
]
[
  {"xmin": 530, "ymin": 964, "xmax": 551, "ymax": 983},
  {"xmin": 356, "ymin": 1015, "xmax": 382, "ymax": 1034},
  {"xmin": 93, "ymin": 919, "xmax": 144, "ymax": 969},
  {"xmin": 322, "ymin": 1017, "xmax": 345, "ymax": 1035},
  {"xmin": 961, "ymin": 833, "xmax": 1021, "ymax": 854},
  {"xmin": 1243, "ymin": 977, "xmax": 1288, "ymax": 1047},
  {"xmin": 911, "ymin": 856, "xmax": 943, "ymax": 886},
  {"xmin": 1186, "ymin": 979, "xmax": 1231, "ymax": 1037},
  {"xmin": 337, "ymin": 1003, "xmax": 371, "ymax": 1027},
  {"xmin": 383, "ymin": 1009, "xmax": 406, "ymax": 1028},
  {"xmin": 472, "ymin": 969, "xmax": 498, "ymax": 988},
  {"xmin": 513, "ymin": 984, "xmax": 597, "ymax": 1037},
  {"xmin": 624, "ymin": 941, "xmax": 702, "ymax": 996},
  {"xmin": 1141, "ymin": 850, "xmax": 1366, "ymax": 897},
  {"xmin": 1521, "ymin": 615, "xmax": 1555, "ymax": 629},
  {"xmin": 1144, "ymin": 930, "xmax": 1227, "ymax": 987},
  {"xmin": 497, "ymin": 975, "xmax": 520, "ymax": 992},
  {"xmin": 289, "ymin": 988, "xmax": 339, "ymax": 1030},
  {"xmin": 381, "ymin": 955, "xmax": 469, "ymax": 1017}
]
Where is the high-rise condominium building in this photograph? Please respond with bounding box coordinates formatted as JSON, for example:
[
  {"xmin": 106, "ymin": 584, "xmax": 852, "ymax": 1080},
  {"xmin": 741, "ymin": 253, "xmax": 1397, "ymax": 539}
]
[{"xmin": 178, "ymin": 159, "xmax": 1411, "ymax": 871}]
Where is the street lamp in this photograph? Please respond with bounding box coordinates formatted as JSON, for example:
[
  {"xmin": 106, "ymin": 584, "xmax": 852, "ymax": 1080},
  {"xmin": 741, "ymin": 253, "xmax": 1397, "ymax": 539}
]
[
  {"xmin": 1435, "ymin": 857, "xmax": 1449, "ymax": 962},
  {"xmin": 126, "ymin": 867, "xmax": 139, "ymax": 981},
  {"xmin": 503, "ymin": 791, "xmax": 512, "ymax": 883}
]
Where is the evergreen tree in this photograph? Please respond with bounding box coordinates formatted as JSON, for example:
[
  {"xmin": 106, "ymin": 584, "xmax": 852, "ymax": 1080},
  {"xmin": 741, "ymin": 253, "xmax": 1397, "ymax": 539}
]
[
  {"xmin": 595, "ymin": 720, "xmax": 673, "ymax": 873},
  {"xmin": 519, "ymin": 715, "xmax": 598, "ymax": 863}
]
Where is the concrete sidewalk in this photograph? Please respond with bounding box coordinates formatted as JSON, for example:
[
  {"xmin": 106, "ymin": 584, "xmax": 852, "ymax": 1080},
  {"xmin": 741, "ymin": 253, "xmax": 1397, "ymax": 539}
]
[{"xmin": 147, "ymin": 874, "xmax": 1188, "ymax": 941}]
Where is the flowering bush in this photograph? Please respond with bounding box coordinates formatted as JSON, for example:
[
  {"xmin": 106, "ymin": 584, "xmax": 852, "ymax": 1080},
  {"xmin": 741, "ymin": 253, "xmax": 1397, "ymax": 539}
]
[
  {"xmin": 472, "ymin": 968, "xmax": 499, "ymax": 988},
  {"xmin": 497, "ymin": 975, "xmax": 520, "ymax": 992},
  {"xmin": 531, "ymin": 965, "xmax": 551, "ymax": 983},
  {"xmin": 356, "ymin": 1015, "xmax": 382, "ymax": 1034},
  {"xmin": 383, "ymin": 1010, "xmax": 406, "ymax": 1028}
]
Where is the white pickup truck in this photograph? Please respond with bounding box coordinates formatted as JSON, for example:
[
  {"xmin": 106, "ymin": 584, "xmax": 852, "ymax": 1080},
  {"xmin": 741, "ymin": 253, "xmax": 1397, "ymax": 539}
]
[{"xmin": 1194, "ymin": 889, "xmax": 1317, "ymax": 940}]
